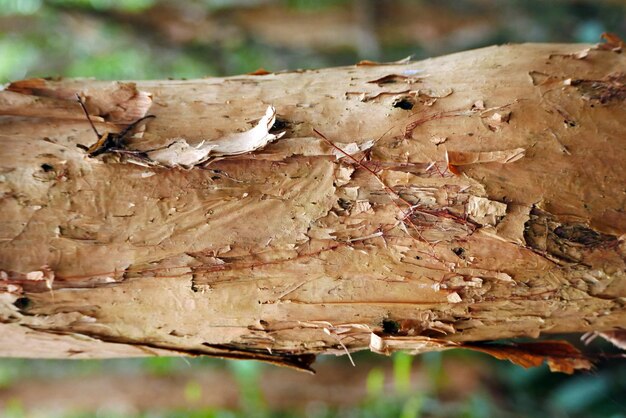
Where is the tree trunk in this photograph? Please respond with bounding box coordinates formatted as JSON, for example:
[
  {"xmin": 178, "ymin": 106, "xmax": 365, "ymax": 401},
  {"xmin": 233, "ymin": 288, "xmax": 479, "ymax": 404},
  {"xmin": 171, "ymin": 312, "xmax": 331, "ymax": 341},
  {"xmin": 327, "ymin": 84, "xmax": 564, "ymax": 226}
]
[{"xmin": 0, "ymin": 43, "xmax": 624, "ymax": 372}]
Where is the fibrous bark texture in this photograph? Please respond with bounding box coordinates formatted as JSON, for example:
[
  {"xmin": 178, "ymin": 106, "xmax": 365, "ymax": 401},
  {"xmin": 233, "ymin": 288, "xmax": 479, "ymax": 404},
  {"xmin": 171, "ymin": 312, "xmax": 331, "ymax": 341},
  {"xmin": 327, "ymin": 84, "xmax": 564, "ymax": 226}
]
[{"xmin": 0, "ymin": 43, "xmax": 624, "ymax": 372}]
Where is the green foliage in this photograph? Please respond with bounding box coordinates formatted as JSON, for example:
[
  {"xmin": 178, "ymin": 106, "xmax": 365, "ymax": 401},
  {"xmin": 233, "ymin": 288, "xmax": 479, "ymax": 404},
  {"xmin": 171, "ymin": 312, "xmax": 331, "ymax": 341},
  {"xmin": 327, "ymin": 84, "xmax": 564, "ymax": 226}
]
[
  {"xmin": 184, "ymin": 380, "xmax": 204, "ymax": 403},
  {"xmin": 283, "ymin": 0, "xmax": 349, "ymax": 11},
  {"xmin": 0, "ymin": 0, "xmax": 42, "ymax": 15},
  {"xmin": 0, "ymin": 36, "xmax": 39, "ymax": 82},
  {"xmin": 392, "ymin": 352, "xmax": 413, "ymax": 395},
  {"xmin": 365, "ymin": 366, "xmax": 385, "ymax": 398},
  {"xmin": 143, "ymin": 356, "xmax": 179, "ymax": 376},
  {"xmin": 0, "ymin": 352, "xmax": 625, "ymax": 417},
  {"xmin": 1, "ymin": 399, "xmax": 26, "ymax": 418},
  {"xmin": 1, "ymin": 0, "xmax": 624, "ymax": 83},
  {"xmin": 228, "ymin": 360, "xmax": 268, "ymax": 417},
  {"xmin": 46, "ymin": 0, "xmax": 155, "ymax": 12},
  {"xmin": 0, "ymin": 1, "xmax": 218, "ymax": 83},
  {"xmin": 399, "ymin": 395, "xmax": 424, "ymax": 418}
]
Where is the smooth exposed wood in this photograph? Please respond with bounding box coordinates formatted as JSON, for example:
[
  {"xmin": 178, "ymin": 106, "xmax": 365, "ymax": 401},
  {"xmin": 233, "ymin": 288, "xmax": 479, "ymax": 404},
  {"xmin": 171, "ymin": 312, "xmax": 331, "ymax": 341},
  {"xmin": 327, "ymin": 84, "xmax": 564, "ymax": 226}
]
[{"xmin": 0, "ymin": 43, "xmax": 624, "ymax": 370}]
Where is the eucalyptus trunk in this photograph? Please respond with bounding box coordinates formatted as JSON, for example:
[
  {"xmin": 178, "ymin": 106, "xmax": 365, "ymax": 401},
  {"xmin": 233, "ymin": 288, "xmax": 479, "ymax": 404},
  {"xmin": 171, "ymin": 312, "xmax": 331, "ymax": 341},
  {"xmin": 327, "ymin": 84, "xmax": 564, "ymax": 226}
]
[{"xmin": 1, "ymin": 42, "xmax": 624, "ymax": 372}]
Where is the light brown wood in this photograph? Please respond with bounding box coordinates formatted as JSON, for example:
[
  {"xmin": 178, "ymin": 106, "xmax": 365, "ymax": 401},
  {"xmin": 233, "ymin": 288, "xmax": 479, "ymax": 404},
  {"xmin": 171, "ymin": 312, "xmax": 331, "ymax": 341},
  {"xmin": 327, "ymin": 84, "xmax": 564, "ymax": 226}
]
[{"xmin": 0, "ymin": 43, "xmax": 624, "ymax": 371}]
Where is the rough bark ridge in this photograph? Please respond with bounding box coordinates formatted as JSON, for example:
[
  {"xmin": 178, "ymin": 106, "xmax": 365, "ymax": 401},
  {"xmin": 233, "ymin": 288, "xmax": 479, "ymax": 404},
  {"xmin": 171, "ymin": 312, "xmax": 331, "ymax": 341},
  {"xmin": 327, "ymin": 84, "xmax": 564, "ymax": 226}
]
[{"xmin": 0, "ymin": 43, "xmax": 624, "ymax": 372}]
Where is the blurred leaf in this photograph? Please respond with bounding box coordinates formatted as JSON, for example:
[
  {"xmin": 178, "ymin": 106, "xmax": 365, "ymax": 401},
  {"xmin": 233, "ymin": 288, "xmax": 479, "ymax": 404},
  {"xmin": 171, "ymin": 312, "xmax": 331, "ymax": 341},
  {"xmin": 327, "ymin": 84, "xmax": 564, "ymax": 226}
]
[
  {"xmin": 213, "ymin": 411, "xmax": 237, "ymax": 418},
  {"xmin": 224, "ymin": 42, "xmax": 273, "ymax": 75},
  {"xmin": 0, "ymin": 362, "xmax": 21, "ymax": 388},
  {"xmin": 164, "ymin": 409, "xmax": 220, "ymax": 418},
  {"xmin": 46, "ymin": 0, "xmax": 155, "ymax": 12},
  {"xmin": 143, "ymin": 356, "xmax": 177, "ymax": 376},
  {"xmin": 393, "ymin": 352, "xmax": 413, "ymax": 395},
  {"xmin": 169, "ymin": 54, "xmax": 216, "ymax": 79},
  {"xmin": 1, "ymin": 399, "xmax": 25, "ymax": 418},
  {"xmin": 0, "ymin": 0, "xmax": 42, "ymax": 15},
  {"xmin": 0, "ymin": 36, "xmax": 40, "ymax": 82},
  {"xmin": 366, "ymin": 366, "xmax": 385, "ymax": 398},
  {"xmin": 184, "ymin": 379, "xmax": 203, "ymax": 403},
  {"xmin": 66, "ymin": 49, "xmax": 156, "ymax": 80},
  {"xmin": 284, "ymin": 0, "xmax": 349, "ymax": 11},
  {"xmin": 400, "ymin": 395, "xmax": 423, "ymax": 418},
  {"xmin": 228, "ymin": 360, "xmax": 267, "ymax": 417}
]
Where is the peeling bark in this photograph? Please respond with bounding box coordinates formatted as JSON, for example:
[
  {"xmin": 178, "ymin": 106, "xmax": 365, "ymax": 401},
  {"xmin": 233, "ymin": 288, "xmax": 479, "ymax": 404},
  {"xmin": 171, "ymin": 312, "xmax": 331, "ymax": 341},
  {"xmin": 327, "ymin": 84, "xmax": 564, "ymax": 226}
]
[{"xmin": 0, "ymin": 43, "xmax": 624, "ymax": 372}]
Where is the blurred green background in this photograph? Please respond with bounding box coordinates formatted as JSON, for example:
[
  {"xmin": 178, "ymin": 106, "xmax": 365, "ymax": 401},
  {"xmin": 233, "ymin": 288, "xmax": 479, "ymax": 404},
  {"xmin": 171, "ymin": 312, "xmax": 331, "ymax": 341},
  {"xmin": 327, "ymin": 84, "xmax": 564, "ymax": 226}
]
[
  {"xmin": 1, "ymin": 0, "xmax": 625, "ymax": 417},
  {"xmin": 1, "ymin": 0, "xmax": 625, "ymax": 83},
  {"xmin": 1, "ymin": 348, "xmax": 625, "ymax": 418}
]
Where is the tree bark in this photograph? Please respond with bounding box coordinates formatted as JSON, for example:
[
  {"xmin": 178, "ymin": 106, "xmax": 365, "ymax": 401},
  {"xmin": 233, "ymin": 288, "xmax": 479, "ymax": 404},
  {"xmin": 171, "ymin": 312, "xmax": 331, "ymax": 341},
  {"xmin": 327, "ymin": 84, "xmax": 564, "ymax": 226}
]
[{"xmin": 0, "ymin": 43, "xmax": 624, "ymax": 372}]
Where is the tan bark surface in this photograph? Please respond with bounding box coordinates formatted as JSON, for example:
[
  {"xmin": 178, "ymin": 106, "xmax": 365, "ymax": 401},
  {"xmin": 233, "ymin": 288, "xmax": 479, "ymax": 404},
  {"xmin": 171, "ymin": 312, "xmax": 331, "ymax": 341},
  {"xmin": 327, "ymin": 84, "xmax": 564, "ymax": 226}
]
[{"xmin": 0, "ymin": 43, "xmax": 624, "ymax": 371}]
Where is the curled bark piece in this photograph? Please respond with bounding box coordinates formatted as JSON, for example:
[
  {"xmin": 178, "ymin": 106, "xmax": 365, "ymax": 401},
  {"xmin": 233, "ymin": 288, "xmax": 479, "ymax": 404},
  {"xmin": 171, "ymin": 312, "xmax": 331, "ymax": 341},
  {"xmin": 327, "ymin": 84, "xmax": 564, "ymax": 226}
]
[{"xmin": 146, "ymin": 105, "xmax": 284, "ymax": 167}]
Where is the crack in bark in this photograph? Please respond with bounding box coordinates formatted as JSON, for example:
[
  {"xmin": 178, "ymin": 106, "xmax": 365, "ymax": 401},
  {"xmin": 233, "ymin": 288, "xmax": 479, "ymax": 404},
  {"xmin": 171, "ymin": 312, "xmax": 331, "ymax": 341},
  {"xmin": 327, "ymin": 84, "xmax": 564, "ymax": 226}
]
[{"xmin": 16, "ymin": 323, "xmax": 317, "ymax": 371}]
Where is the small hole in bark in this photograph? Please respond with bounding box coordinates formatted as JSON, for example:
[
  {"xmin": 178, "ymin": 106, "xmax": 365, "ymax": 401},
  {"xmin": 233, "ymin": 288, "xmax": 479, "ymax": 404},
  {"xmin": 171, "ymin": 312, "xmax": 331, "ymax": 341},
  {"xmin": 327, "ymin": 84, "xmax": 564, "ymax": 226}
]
[
  {"xmin": 393, "ymin": 97, "xmax": 414, "ymax": 110},
  {"xmin": 41, "ymin": 163, "xmax": 54, "ymax": 172},
  {"xmin": 270, "ymin": 118, "xmax": 288, "ymax": 133},
  {"xmin": 382, "ymin": 319, "xmax": 400, "ymax": 335},
  {"xmin": 415, "ymin": 255, "xmax": 421, "ymax": 260},
  {"xmin": 14, "ymin": 297, "xmax": 31, "ymax": 310},
  {"xmin": 337, "ymin": 198, "xmax": 352, "ymax": 210},
  {"xmin": 452, "ymin": 247, "xmax": 465, "ymax": 258}
]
